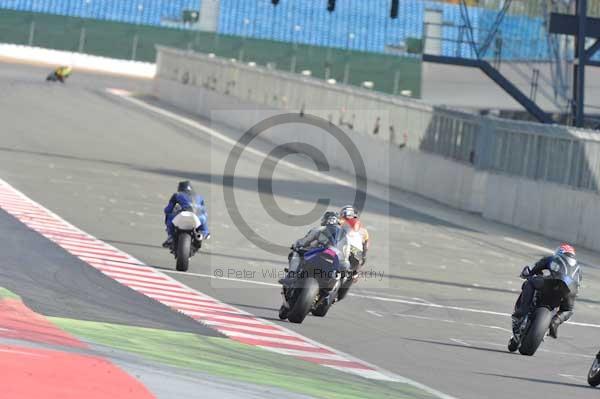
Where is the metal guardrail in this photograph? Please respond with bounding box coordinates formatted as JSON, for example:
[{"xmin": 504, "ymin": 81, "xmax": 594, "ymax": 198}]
[{"xmin": 157, "ymin": 47, "xmax": 600, "ymax": 193}]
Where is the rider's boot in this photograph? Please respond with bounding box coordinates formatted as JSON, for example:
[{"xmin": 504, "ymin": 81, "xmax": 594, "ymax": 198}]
[
  {"xmin": 162, "ymin": 236, "xmax": 173, "ymax": 248},
  {"xmin": 511, "ymin": 315, "xmax": 522, "ymax": 337},
  {"xmin": 278, "ymin": 268, "xmax": 295, "ymax": 288},
  {"xmin": 548, "ymin": 317, "xmax": 560, "ymax": 339}
]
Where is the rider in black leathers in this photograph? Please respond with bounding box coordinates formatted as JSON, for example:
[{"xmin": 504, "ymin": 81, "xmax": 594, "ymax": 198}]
[
  {"xmin": 512, "ymin": 243, "xmax": 581, "ymax": 339},
  {"xmin": 278, "ymin": 211, "xmax": 349, "ymax": 288}
]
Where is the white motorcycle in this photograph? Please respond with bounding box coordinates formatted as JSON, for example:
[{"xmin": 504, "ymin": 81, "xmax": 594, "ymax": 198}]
[
  {"xmin": 337, "ymin": 229, "xmax": 364, "ymax": 301},
  {"xmin": 169, "ymin": 211, "xmax": 204, "ymax": 272}
]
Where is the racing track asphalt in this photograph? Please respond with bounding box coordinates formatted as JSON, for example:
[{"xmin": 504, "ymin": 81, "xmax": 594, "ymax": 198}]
[
  {"xmin": 0, "ymin": 206, "xmax": 221, "ymax": 336},
  {"xmin": 2, "ymin": 61, "xmax": 600, "ymax": 399}
]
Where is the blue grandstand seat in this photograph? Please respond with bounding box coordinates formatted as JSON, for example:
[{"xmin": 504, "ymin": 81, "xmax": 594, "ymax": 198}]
[{"xmin": 0, "ymin": 0, "xmax": 554, "ymax": 60}]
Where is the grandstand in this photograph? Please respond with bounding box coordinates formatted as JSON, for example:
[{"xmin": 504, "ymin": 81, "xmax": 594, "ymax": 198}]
[
  {"xmin": 0, "ymin": 0, "xmax": 569, "ymax": 60},
  {"xmin": 4, "ymin": 0, "xmax": 600, "ymax": 124}
]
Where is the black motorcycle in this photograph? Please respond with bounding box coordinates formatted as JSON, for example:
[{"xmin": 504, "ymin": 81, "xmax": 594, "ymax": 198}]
[
  {"xmin": 508, "ymin": 265, "xmax": 578, "ymax": 356},
  {"xmin": 278, "ymin": 246, "xmax": 346, "ymax": 324},
  {"xmin": 588, "ymin": 351, "xmax": 600, "ymax": 386}
]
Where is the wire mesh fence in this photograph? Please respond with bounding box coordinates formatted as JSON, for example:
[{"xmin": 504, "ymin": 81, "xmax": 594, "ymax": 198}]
[{"xmin": 0, "ymin": 9, "xmax": 421, "ymax": 97}]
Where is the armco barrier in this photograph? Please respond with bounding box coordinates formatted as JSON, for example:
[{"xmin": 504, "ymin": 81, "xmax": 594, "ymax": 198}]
[{"xmin": 154, "ymin": 47, "xmax": 600, "ymax": 251}]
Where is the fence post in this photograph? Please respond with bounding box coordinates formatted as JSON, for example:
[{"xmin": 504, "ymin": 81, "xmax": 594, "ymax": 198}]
[
  {"xmin": 522, "ymin": 134, "xmax": 532, "ymax": 177},
  {"xmin": 563, "ymin": 140, "xmax": 574, "ymax": 186},
  {"xmin": 393, "ymin": 70, "xmax": 400, "ymax": 95},
  {"xmin": 28, "ymin": 20, "xmax": 35, "ymax": 46},
  {"xmin": 131, "ymin": 33, "xmax": 139, "ymax": 60},
  {"xmin": 343, "ymin": 63, "xmax": 350, "ymax": 84},
  {"xmin": 78, "ymin": 27, "xmax": 86, "ymax": 53}
]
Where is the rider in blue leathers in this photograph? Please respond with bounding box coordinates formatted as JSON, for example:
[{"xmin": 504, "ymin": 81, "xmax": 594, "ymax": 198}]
[{"xmin": 162, "ymin": 181, "xmax": 210, "ymax": 248}]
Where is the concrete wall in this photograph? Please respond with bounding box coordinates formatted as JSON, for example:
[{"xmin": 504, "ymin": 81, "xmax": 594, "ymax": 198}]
[
  {"xmin": 153, "ymin": 48, "xmax": 600, "ymax": 252},
  {"xmin": 154, "ymin": 76, "xmax": 487, "ymax": 215},
  {"xmin": 482, "ymin": 174, "xmax": 600, "ymax": 251}
]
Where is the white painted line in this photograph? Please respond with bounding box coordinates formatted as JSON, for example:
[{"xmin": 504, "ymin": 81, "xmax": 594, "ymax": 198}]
[
  {"xmin": 144, "ymin": 292, "xmax": 218, "ymax": 306},
  {"xmin": 261, "ymin": 347, "xmax": 349, "ymax": 361},
  {"xmin": 558, "ymin": 373, "xmax": 588, "ymax": 384},
  {"xmin": 103, "ymin": 273, "xmax": 173, "ymax": 286},
  {"xmin": 160, "ymin": 268, "xmax": 600, "ymax": 331},
  {"xmin": 467, "ymin": 340, "xmax": 594, "ymax": 359},
  {"xmin": 107, "ymin": 89, "xmax": 352, "ymax": 188},
  {"xmin": 126, "ymin": 285, "xmax": 202, "ymax": 299},
  {"xmin": 503, "ymin": 237, "xmax": 553, "ymax": 254},
  {"xmin": 79, "ymin": 257, "xmax": 148, "ymax": 270},
  {"xmin": 113, "ymin": 279, "xmax": 193, "ymax": 294},
  {"xmin": 160, "ymin": 269, "xmax": 281, "ymax": 287},
  {"xmin": 94, "ymin": 264, "xmax": 164, "ymax": 278},
  {"xmin": 219, "ymin": 331, "xmax": 314, "ymax": 346},
  {"xmin": 205, "ymin": 321, "xmax": 293, "ymax": 336},
  {"xmin": 160, "ymin": 301, "xmax": 234, "ymax": 312},
  {"xmin": 181, "ymin": 311, "xmax": 265, "ymax": 325},
  {"xmin": 366, "ymin": 310, "xmax": 384, "ymax": 318},
  {"xmin": 324, "ymin": 366, "xmax": 404, "ymax": 382},
  {"xmin": 351, "ymin": 292, "xmax": 509, "ymax": 316},
  {"xmin": 450, "ymin": 338, "xmax": 471, "ymax": 347}
]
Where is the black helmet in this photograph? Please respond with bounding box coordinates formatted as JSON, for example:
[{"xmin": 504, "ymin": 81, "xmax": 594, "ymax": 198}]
[
  {"xmin": 177, "ymin": 180, "xmax": 194, "ymax": 194},
  {"xmin": 321, "ymin": 211, "xmax": 340, "ymax": 226}
]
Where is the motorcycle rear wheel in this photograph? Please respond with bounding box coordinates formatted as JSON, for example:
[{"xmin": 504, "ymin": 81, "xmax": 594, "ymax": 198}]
[
  {"xmin": 287, "ymin": 278, "xmax": 319, "ymax": 324},
  {"xmin": 176, "ymin": 234, "xmax": 191, "ymax": 272},
  {"xmin": 588, "ymin": 356, "xmax": 600, "ymax": 387},
  {"xmin": 311, "ymin": 299, "xmax": 331, "ymax": 317},
  {"xmin": 518, "ymin": 307, "xmax": 552, "ymax": 356}
]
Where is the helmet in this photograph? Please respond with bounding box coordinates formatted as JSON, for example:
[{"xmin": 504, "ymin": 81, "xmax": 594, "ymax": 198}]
[
  {"xmin": 555, "ymin": 243, "xmax": 576, "ymax": 259},
  {"xmin": 321, "ymin": 211, "xmax": 340, "ymax": 226},
  {"xmin": 177, "ymin": 180, "xmax": 194, "ymax": 194},
  {"xmin": 340, "ymin": 205, "xmax": 357, "ymax": 220}
]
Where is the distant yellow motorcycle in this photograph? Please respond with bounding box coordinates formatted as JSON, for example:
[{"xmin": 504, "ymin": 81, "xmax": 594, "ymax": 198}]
[{"xmin": 46, "ymin": 66, "xmax": 72, "ymax": 83}]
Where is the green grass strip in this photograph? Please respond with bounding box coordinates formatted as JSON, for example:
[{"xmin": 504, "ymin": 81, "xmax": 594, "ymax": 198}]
[
  {"xmin": 51, "ymin": 317, "xmax": 436, "ymax": 399},
  {"xmin": 0, "ymin": 287, "xmax": 20, "ymax": 300}
]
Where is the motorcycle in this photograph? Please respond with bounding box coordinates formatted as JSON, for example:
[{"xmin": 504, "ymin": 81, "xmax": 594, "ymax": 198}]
[
  {"xmin": 278, "ymin": 246, "xmax": 346, "ymax": 324},
  {"xmin": 337, "ymin": 229, "xmax": 364, "ymax": 301},
  {"xmin": 588, "ymin": 351, "xmax": 600, "ymax": 387},
  {"xmin": 166, "ymin": 210, "xmax": 203, "ymax": 272},
  {"xmin": 508, "ymin": 265, "xmax": 577, "ymax": 356},
  {"xmin": 46, "ymin": 71, "xmax": 69, "ymax": 83}
]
